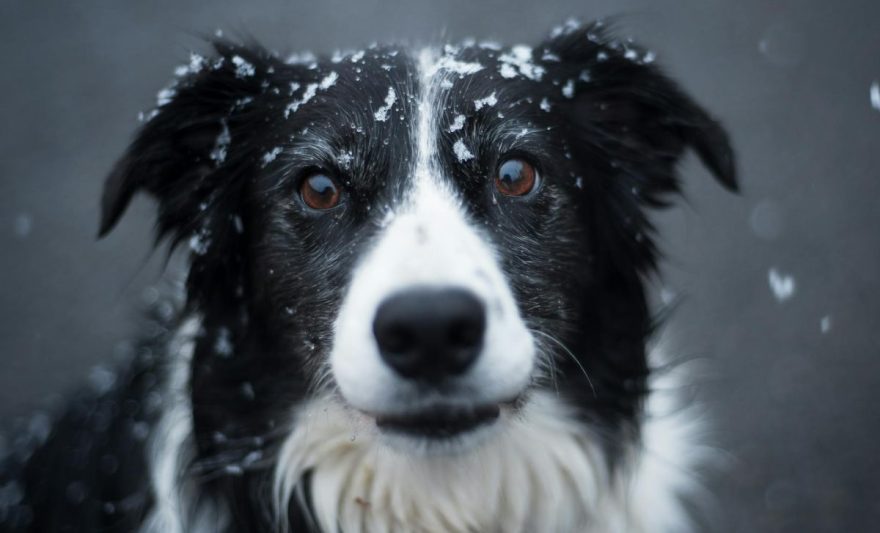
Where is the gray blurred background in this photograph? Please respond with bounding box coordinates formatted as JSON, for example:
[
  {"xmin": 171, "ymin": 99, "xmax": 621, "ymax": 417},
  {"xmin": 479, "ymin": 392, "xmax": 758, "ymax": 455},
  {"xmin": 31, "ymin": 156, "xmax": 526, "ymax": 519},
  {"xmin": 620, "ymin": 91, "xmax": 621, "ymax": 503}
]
[{"xmin": 1, "ymin": 0, "xmax": 878, "ymax": 531}]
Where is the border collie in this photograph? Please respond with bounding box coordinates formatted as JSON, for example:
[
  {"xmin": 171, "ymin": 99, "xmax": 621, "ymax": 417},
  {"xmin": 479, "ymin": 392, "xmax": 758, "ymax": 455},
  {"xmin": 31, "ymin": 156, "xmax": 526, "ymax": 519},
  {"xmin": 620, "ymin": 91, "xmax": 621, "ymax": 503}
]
[{"xmin": 0, "ymin": 19, "xmax": 736, "ymax": 533}]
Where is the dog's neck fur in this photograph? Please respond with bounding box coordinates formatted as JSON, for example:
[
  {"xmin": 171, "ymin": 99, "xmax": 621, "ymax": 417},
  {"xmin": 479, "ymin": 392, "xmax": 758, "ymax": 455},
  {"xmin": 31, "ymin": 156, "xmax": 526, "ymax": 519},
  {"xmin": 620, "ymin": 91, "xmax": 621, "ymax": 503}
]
[
  {"xmin": 142, "ymin": 319, "xmax": 706, "ymax": 533},
  {"xmin": 272, "ymin": 390, "xmax": 701, "ymax": 533}
]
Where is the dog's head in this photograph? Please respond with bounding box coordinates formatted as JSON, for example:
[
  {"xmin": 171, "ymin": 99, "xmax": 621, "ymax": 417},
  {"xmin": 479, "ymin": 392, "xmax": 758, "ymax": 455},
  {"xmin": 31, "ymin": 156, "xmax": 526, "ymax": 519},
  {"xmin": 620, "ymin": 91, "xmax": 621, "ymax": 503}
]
[{"xmin": 101, "ymin": 21, "xmax": 734, "ymax": 470}]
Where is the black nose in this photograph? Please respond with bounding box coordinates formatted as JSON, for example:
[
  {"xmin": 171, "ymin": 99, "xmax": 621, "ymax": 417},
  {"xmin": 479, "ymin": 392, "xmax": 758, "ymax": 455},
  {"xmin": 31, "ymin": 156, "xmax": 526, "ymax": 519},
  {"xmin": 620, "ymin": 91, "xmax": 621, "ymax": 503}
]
[{"xmin": 373, "ymin": 288, "xmax": 486, "ymax": 381}]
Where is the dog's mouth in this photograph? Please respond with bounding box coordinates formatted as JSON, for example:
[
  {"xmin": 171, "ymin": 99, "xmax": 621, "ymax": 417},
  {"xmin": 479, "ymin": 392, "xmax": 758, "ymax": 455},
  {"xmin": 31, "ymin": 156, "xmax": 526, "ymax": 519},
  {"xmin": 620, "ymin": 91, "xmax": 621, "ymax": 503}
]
[{"xmin": 374, "ymin": 403, "xmax": 501, "ymax": 439}]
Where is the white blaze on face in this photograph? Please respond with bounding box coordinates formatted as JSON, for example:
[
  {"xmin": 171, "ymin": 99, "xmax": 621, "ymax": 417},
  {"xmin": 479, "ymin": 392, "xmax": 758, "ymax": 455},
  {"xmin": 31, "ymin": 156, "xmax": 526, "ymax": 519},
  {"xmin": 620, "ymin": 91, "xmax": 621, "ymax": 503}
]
[{"xmin": 329, "ymin": 48, "xmax": 535, "ymax": 416}]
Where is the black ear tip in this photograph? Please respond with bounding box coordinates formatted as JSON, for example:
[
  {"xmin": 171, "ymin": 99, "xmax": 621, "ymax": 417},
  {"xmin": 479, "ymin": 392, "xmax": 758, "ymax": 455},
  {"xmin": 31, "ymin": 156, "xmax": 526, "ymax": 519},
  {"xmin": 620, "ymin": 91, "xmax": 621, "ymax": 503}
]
[
  {"xmin": 97, "ymin": 161, "xmax": 136, "ymax": 239},
  {"xmin": 96, "ymin": 215, "xmax": 116, "ymax": 239},
  {"xmin": 710, "ymin": 149, "xmax": 739, "ymax": 193},
  {"xmin": 692, "ymin": 118, "xmax": 739, "ymax": 193}
]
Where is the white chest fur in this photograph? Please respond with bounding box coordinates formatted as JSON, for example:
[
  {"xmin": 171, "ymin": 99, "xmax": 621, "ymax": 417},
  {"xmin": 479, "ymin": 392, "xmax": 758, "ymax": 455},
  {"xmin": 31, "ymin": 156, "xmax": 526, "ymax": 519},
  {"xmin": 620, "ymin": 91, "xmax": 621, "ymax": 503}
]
[{"xmin": 273, "ymin": 380, "xmax": 705, "ymax": 533}]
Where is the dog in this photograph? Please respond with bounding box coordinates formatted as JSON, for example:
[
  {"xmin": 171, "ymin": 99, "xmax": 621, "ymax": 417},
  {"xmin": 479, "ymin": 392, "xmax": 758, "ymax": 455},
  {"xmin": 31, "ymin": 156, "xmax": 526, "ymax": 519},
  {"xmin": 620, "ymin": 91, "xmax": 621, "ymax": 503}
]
[{"xmin": 0, "ymin": 18, "xmax": 736, "ymax": 533}]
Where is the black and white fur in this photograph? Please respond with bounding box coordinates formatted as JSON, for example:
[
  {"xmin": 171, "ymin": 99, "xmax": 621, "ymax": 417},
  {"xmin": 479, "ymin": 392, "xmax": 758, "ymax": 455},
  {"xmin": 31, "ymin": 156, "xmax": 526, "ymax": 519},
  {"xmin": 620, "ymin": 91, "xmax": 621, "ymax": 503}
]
[{"xmin": 0, "ymin": 19, "xmax": 736, "ymax": 533}]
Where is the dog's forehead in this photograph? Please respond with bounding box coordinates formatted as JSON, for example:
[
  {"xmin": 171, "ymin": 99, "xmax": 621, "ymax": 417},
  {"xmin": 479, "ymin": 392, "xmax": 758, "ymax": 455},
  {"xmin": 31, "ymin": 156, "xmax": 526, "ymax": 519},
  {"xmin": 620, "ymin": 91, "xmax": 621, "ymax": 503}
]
[
  {"xmin": 280, "ymin": 42, "xmax": 559, "ymax": 170},
  {"xmin": 287, "ymin": 42, "xmax": 561, "ymax": 126}
]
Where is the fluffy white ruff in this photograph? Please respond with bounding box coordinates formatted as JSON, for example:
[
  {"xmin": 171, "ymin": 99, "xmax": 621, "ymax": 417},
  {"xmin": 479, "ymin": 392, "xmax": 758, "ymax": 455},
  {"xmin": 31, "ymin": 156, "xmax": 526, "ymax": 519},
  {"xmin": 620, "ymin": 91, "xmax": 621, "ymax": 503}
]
[
  {"xmin": 140, "ymin": 318, "xmax": 229, "ymax": 533},
  {"xmin": 273, "ymin": 362, "xmax": 709, "ymax": 533}
]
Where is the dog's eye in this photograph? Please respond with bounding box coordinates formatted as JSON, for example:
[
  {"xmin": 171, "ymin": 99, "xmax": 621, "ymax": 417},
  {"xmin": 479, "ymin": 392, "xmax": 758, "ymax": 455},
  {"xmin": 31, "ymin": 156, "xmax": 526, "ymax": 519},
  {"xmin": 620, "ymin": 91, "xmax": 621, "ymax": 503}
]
[
  {"xmin": 495, "ymin": 158, "xmax": 539, "ymax": 197},
  {"xmin": 300, "ymin": 173, "xmax": 342, "ymax": 210}
]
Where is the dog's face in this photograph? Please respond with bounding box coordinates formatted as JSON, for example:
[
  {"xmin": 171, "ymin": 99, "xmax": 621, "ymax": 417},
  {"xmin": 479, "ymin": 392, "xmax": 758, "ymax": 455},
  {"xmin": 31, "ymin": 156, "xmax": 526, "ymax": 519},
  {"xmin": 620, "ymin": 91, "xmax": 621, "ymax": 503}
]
[{"xmin": 101, "ymin": 22, "xmax": 734, "ymax": 466}]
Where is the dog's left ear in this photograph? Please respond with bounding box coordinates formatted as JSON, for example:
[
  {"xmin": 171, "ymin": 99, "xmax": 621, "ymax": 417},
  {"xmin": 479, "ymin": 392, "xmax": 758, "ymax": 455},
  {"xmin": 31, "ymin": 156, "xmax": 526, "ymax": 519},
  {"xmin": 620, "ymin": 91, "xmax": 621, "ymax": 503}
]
[
  {"xmin": 98, "ymin": 40, "xmax": 285, "ymax": 241},
  {"xmin": 540, "ymin": 22, "xmax": 737, "ymax": 198},
  {"xmin": 99, "ymin": 40, "xmax": 295, "ymax": 311}
]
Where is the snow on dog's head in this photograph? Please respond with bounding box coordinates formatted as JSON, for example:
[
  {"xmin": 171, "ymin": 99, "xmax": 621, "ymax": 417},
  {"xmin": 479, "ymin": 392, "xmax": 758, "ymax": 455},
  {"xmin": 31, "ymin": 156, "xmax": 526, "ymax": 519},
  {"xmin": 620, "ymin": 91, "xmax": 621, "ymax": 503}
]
[{"xmin": 100, "ymin": 19, "xmax": 736, "ymax": 532}]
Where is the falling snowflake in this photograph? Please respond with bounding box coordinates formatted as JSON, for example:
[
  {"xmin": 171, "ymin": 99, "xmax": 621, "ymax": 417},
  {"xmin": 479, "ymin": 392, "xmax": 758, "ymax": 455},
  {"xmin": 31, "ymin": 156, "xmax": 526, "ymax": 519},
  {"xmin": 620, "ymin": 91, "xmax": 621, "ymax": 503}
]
[
  {"xmin": 768, "ymin": 268, "xmax": 796, "ymax": 302},
  {"xmin": 871, "ymin": 81, "xmax": 880, "ymax": 111}
]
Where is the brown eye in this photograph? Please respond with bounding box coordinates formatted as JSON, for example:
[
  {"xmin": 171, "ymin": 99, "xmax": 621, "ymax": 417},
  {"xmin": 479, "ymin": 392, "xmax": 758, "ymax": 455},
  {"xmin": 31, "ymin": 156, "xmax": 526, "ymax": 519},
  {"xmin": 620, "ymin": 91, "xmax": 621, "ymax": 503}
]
[
  {"xmin": 299, "ymin": 172, "xmax": 342, "ymax": 210},
  {"xmin": 495, "ymin": 158, "xmax": 539, "ymax": 197}
]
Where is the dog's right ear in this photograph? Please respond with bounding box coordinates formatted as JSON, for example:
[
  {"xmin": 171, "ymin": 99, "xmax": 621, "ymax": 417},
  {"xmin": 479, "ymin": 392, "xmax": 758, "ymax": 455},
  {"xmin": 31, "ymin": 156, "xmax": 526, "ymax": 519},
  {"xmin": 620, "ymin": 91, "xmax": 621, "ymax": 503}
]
[{"xmin": 98, "ymin": 40, "xmax": 286, "ymax": 242}]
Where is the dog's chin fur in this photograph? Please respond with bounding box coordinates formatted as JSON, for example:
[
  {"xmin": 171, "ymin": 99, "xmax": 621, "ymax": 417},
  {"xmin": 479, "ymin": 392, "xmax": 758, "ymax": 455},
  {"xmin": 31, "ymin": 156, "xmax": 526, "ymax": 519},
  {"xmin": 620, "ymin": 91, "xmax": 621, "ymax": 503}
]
[{"xmin": 140, "ymin": 319, "xmax": 708, "ymax": 533}]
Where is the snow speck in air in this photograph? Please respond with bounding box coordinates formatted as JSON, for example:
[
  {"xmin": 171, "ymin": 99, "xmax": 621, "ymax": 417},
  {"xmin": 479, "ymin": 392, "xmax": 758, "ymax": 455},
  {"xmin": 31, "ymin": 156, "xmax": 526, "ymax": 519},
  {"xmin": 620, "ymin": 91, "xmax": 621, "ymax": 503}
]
[
  {"xmin": 474, "ymin": 91, "xmax": 497, "ymax": 110},
  {"xmin": 758, "ymin": 22, "xmax": 805, "ymax": 68},
  {"xmin": 579, "ymin": 70, "xmax": 592, "ymax": 82},
  {"xmin": 231, "ymin": 55, "xmax": 255, "ymax": 78},
  {"xmin": 820, "ymin": 315, "xmax": 832, "ymax": 334},
  {"xmin": 233, "ymin": 215, "xmax": 244, "ymax": 234},
  {"xmin": 13, "ymin": 213, "xmax": 32, "ymax": 238},
  {"xmin": 498, "ymin": 46, "xmax": 545, "ymax": 81},
  {"xmin": 550, "ymin": 18, "xmax": 581, "ymax": 38},
  {"xmin": 871, "ymin": 81, "xmax": 880, "ymax": 111},
  {"xmin": 768, "ymin": 268, "xmax": 796, "ymax": 302},
  {"xmin": 749, "ymin": 199, "xmax": 784, "ymax": 240},
  {"xmin": 224, "ymin": 465, "xmax": 244, "ymax": 476},
  {"xmin": 261, "ymin": 147, "xmax": 282, "ymax": 167},
  {"xmin": 448, "ymin": 114, "xmax": 466, "ymax": 132},
  {"xmin": 453, "ymin": 139, "xmax": 474, "ymax": 162},
  {"xmin": 88, "ymin": 366, "xmax": 117, "ymax": 395},
  {"xmin": 575, "ymin": 176, "xmax": 584, "ymax": 189},
  {"xmin": 189, "ymin": 229, "xmax": 210, "ymax": 256},
  {"xmin": 210, "ymin": 120, "xmax": 231, "ymax": 164},
  {"xmin": 215, "ymin": 328, "xmax": 234, "ymax": 357},
  {"xmin": 539, "ymin": 98, "xmax": 551, "ymax": 112},
  {"xmin": 596, "ymin": 51, "xmax": 609, "ymax": 62},
  {"xmin": 562, "ymin": 79, "xmax": 575, "ymax": 99},
  {"xmin": 374, "ymin": 87, "xmax": 397, "ymax": 122}
]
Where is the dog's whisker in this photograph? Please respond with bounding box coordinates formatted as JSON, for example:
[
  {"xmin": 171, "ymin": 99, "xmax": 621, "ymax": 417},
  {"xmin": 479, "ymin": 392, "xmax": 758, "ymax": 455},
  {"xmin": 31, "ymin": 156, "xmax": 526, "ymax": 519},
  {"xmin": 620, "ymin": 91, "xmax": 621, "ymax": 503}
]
[{"xmin": 530, "ymin": 329, "xmax": 597, "ymax": 398}]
